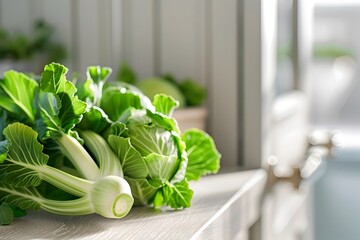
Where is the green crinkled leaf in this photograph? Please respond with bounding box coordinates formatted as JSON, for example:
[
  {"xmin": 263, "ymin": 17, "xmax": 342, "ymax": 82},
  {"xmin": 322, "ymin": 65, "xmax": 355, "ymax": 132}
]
[
  {"xmin": 143, "ymin": 153, "xmax": 179, "ymax": 180},
  {"xmin": 58, "ymin": 92, "xmax": 86, "ymax": 133},
  {"xmin": 1, "ymin": 123, "xmax": 48, "ymax": 187},
  {"xmin": 0, "ymin": 202, "xmax": 13, "ymax": 225},
  {"xmin": 40, "ymin": 63, "xmax": 72, "ymax": 93},
  {"xmin": 0, "ymin": 183, "xmax": 41, "ymax": 210},
  {"xmin": 126, "ymin": 109, "xmax": 151, "ymax": 126},
  {"xmin": 87, "ymin": 66, "xmax": 112, "ymax": 84},
  {"xmin": 10, "ymin": 205, "xmax": 27, "ymax": 218},
  {"xmin": 146, "ymin": 109, "xmax": 180, "ymax": 134},
  {"xmin": 126, "ymin": 109, "xmax": 188, "ymax": 184},
  {"xmin": 36, "ymin": 92, "xmax": 61, "ymax": 139},
  {"xmin": 108, "ymin": 135, "xmax": 147, "ymax": 179},
  {"xmin": 101, "ymin": 81, "xmax": 154, "ymax": 121},
  {"xmin": 0, "ymin": 70, "xmax": 38, "ymax": 123},
  {"xmin": 0, "ymin": 88, "xmax": 18, "ymax": 119},
  {"xmin": 158, "ymin": 179, "xmax": 193, "ymax": 209},
  {"xmin": 153, "ymin": 190, "xmax": 164, "ymax": 208},
  {"xmin": 0, "ymin": 164, "xmax": 43, "ymax": 187},
  {"xmin": 127, "ymin": 123, "xmax": 178, "ymax": 157},
  {"xmin": 101, "ymin": 91, "xmax": 143, "ymax": 122},
  {"xmin": 78, "ymin": 106, "xmax": 112, "ymax": 133},
  {"xmin": 0, "ymin": 110, "xmax": 8, "ymax": 141},
  {"xmin": 81, "ymin": 66, "xmax": 112, "ymax": 107},
  {"xmin": 124, "ymin": 177, "xmax": 164, "ymax": 206},
  {"xmin": 108, "ymin": 122, "xmax": 129, "ymax": 138},
  {"xmin": 76, "ymin": 78, "xmax": 94, "ymax": 103},
  {"xmin": 40, "ymin": 63, "xmax": 86, "ymax": 135},
  {"xmin": 152, "ymin": 94, "xmax": 179, "ymax": 116},
  {"xmin": 169, "ymin": 128, "xmax": 188, "ymax": 181},
  {"xmin": 0, "ymin": 140, "xmax": 9, "ymax": 163},
  {"xmin": 182, "ymin": 129, "xmax": 221, "ymax": 181}
]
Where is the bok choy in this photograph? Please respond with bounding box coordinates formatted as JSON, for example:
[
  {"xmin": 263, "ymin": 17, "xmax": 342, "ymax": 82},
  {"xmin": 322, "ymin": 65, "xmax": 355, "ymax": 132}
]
[
  {"xmin": 81, "ymin": 68, "xmax": 221, "ymax": 209},
  {"xmin": 0, "ymin": 63, "xmax": 133, "ymax": 225},
  {"xmin": 0, "ymin": 62, "xmax": 221, "ymax": 226}
]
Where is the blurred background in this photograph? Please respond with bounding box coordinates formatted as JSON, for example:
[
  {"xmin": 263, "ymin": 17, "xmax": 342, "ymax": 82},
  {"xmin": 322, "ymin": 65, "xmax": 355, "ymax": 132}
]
[
  {"xmin": 1, "ymin": 0, "xmax": 360, "ymax": 239},
  {"xmin": 1, "ymin": 0, "xmax": 360, "ymax": 166}
]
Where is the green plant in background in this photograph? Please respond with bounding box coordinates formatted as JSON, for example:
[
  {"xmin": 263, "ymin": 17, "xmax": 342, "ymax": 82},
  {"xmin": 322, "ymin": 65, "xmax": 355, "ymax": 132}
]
[
  {"xmin": 116, "ymin": 62, "xmax": 207, "ymax": 108},
  {"xmin": 313, "ymin": 43, "xmax": 354, "ymax": 59},
  {"xmin": 116, "ymin": 62, "xmax": 137, "ymax": 85},
  {"xmin": 0, "ymin": 19, "xmax": 66, "ymax": 62}
]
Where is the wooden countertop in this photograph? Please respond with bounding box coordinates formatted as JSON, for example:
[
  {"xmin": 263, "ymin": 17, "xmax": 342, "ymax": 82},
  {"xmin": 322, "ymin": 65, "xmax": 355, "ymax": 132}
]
[{"xmin": 1, "ymin": 170, "xmax": 266, "ymax": 240}]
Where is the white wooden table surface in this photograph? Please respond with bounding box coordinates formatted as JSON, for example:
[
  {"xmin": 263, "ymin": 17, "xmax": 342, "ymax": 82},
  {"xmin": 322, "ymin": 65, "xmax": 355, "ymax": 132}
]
[{"xmin": 1, "ymin": 170, "xmax": 266, "ymax": 240}]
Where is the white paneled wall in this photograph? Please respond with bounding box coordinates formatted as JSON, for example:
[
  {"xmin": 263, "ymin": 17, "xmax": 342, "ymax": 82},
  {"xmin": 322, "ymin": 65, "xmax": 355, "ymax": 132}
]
[
  {"xmin": 0, "ymin": 0, "xmax": 241, "ymax": 168},
  {"xmin": 123, "ymin": 0, "xmax": 156, "ymax": 79},
  {"xmin": 41, "ymin": 0, "xmax": 74, "ymax": 69}
]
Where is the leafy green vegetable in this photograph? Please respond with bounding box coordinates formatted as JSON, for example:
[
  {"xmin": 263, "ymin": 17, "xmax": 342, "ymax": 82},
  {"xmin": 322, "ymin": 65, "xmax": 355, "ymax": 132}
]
[
  {"xmin": 0, "ymin": 123, "xmax": 133, "ymax": 221},
  {"xmin": 182, "ymin": 129, "xmax": 221, "ymax": 181},
  {"xmin": 0, "ymin": 71, "xmax": 38, "ymax": 123},
  {"xmin": 90, "ymin": 65, "xmax": 220, "ymax": 209},
  {"xmin": 0, "ymin": 62, "xmax": 220, "ymax": 225},
  {"xmin": 77, "ymin": 66, "xmax": 113, "ymax": 134},
  {"xmin": 115, "ymin": 63, "xmax": 207, "ymax": 107},
  {"xmin": 116, "ymin": 62, "xmax": 137, "ymax": 84},
  {"xmin": 153, "ymin": 94, "xmax": 179, "ymax": 116},
  {"xmin": 37, "ymin": 63, "xmax": 99, "ymax": 180},
  {"xmin": 0, "ymin": 63, "xmax": 134, "ymax": 224},
  {"xmin": 101, "ymin": 81, "xmax": 153, "ymax": 121},
  {"xmin": 136, "ymin": 78, "xmax": 186, "ymax": 108},
  {"xmin": 104, "ymin": 96, "xmax": 219, "ymax": 209},
  {"xmin": 179, "ymin": 79, "xmax": 207, "ymax": 106},
  {"xmin": 0, "ymin": 202, "xmax": 13, "ymax": 225}
]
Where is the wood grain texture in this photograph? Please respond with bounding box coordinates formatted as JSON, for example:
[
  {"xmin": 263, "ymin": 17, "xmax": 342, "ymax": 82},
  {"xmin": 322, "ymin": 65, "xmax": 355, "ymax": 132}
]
[{"xmin": 1, "ymin": 170, "xmax": 266, "ymax": 240}]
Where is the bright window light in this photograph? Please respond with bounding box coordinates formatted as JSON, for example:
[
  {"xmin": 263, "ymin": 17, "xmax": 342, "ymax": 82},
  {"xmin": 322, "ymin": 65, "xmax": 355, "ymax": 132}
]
[{"xmin": 315, "ymin": 0, "xmax": 360, "ymax": 7}]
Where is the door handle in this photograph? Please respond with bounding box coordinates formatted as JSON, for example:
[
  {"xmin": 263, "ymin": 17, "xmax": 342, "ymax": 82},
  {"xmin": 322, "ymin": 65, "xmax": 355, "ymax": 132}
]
[
  {"xmin": 307, "ymin": 130, "xmax": 343, "ymax": 157},
  {"xmin": 266, "ymin": 153, "xmax": 322, "ymax": 190}
]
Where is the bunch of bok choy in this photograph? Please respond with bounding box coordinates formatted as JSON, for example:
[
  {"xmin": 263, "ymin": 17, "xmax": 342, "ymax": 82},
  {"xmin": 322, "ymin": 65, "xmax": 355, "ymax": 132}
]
[{"xmin": 0, "ymin": 63, "xmax": 220, "ymax": 225}]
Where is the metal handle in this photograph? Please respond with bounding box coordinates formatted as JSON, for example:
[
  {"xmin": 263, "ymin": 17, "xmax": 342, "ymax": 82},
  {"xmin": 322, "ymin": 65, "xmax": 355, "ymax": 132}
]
[
  {"xmin": 265, "ymin": 130, "xmax": 341, "ymax": 191},
  {"xmin": 307, "ymin": 130, "xmax": 343, "ymax": 156},
  {"xmin": 266, "ymin": 153, "xmax": 322, "ymax": 190}
]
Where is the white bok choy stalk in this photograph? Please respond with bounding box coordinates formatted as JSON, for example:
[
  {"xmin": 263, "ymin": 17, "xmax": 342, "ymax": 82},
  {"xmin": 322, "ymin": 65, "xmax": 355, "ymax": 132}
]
[
  {"xmin": 0, "ymin": 123, "xmax": 133, "ymax": 219},
  {"xmin": 0, "ymin": 63, "xmax": 134, "ymax": 224}
]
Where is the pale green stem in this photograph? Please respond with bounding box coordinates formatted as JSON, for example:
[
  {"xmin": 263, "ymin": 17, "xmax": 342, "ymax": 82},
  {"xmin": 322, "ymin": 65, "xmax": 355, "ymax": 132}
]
[
  {"xmin": 37, "ymin": 165, "xmax": 93, "ymax": 197},
  {"xmin": 57, "ymin": 134, "xmax": 100, "ymax": 180},
  {"xmin": 79, "ymin": 130, "xmax": 123, "ymax": 177}
]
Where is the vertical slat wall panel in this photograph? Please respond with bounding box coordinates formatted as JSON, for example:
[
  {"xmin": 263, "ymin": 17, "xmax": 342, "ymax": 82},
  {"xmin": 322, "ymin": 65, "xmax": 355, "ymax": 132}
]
[
  {"xmin": 97, "ymin": 0, "xmax": 113, "ymax": 70},
  {"xmin": 31, "ymin": 0, "xmax": 44, "ymax": 22},
  {"xmin": 159, "ymin": 0, "xmax": 206, "ymax": 85},
  {"xmin": 110, "ymin": 0, "xmax": 125, "ymax": 72},
  {"xmin": 76, "ymin": 0, "xmax": 100, "ymax": 77},
  {"xmin": 0, "ymin": 1, "xmax": 240, "ymax": 167},
  {"xmin": 122, "ymin": 0, "xmax": 132, "ymax": 66},
  {"xmin": 123, "ymin": 0, "xmax": 155, "ymax": 80},
  {"xmin": 194, "ymin": 0, "xmax": 208, "ymax": 86},
  {"xmin": 0, "ymin": 0, "xmax": 35, "ymax": 35},
  {"xmin": 41, "ymin": 0, "xmax": 73, "ymax": 69},
  {"xmin": 209, "ymin": 0, "xmax": 239, "ymax": 168},
  {"xmin": 242, "ymin": 0, "xmax": 263, "ymax": 169}
]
